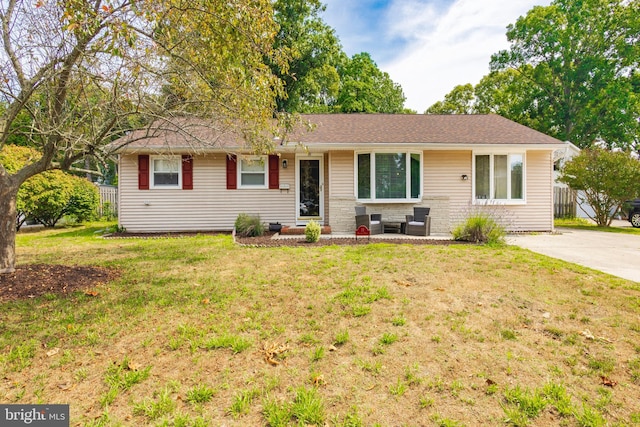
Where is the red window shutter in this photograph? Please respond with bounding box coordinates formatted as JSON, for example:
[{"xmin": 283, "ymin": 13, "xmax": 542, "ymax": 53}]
[
  {"xmin": 226, "ymin": 154, "xmax": 237, "ymax": 189},
  {"xmin": 138, "ymin": 155, "xmax": 149, "ymax": 190},
  {"xmin": 268, "ymin": 155, "xmax": 279, "ymax": 189},
  {"xmin": 182, "ymin": 155, "xmax": 193, "ymax": 190}
]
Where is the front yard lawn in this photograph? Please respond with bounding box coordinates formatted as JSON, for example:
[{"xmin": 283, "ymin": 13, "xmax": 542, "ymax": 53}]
[{"xmin": 1, "ymin": 223, "xmax": 639, "ymax": 426}]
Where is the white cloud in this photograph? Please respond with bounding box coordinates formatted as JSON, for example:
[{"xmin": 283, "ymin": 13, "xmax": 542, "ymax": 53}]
[{"xmin": 382, "ymin": 0, "xmax": 549, "ymax": 112}]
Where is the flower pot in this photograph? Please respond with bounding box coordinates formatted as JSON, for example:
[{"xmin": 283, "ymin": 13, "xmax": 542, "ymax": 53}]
[{"xmin": 269, "ymin": 222, "xmax": 282, "ymax": 232}]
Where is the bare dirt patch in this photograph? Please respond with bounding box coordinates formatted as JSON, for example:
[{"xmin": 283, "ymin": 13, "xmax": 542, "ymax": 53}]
[{"xmin": 0, "ymin": 264, "xmax": 120, "ymax": 302}]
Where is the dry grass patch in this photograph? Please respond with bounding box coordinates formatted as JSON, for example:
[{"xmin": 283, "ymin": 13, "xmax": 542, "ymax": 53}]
[{"xmin": 1, "ymin": 224, "xmax": 640, "ymax": 426}]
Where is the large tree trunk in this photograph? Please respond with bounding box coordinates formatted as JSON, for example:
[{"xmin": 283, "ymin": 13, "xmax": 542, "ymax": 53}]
[{"xmin": 0, "ymin": 181, "xmax": 19, "ymax": 274}]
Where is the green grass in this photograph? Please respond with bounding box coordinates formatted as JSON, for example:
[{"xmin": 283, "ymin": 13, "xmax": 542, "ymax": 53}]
[
  {"xmin": 555, "ymin": 217, "xmax": 640, "ymax": 234},
  {"xmin": 186, "ymin": 384, "xmax": 215, "ymax": 404},
  {"xmin": 3, "ymin": 222, "xmax": 640, "ymax": 426},
  {"xmin": 133, "ymin": 387, "xmax": 176, "ymax": 420}
]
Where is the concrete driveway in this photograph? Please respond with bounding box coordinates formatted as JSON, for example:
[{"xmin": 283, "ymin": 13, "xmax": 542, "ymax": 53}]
[{"xmin": 507, "ymin": 221, "xmax": 640, "ymax": 283}]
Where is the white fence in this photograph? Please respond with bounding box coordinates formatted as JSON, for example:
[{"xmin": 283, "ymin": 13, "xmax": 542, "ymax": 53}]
[{"xmin": 97, "ymin": 185, "xmax": 118, "ymax": 218}]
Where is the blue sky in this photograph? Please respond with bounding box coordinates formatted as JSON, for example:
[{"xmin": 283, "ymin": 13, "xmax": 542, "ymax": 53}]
[{"xmin": 321, "ymin": 0, "xmax": 551, "ymax": 112}]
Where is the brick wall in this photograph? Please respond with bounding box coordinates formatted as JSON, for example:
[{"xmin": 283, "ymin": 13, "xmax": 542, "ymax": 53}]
[{"xmin": 328, "ymin": 197, "xmax": 451, "ymax": 235}]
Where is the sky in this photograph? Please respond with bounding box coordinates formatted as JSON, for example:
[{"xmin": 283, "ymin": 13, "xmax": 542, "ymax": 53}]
[{"xmin": 321, "ymin": 0, "xmax": 551, "ymax": 113}]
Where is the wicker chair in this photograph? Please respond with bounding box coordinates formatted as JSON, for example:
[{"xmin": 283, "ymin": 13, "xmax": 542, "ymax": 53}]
[
  {"xmin": 405, "ymin": 207, "xmax": 431, "ymax": 236},
  {"xmin": 355, "ymin": 206, "xmax": 383, "ymax": 235}
]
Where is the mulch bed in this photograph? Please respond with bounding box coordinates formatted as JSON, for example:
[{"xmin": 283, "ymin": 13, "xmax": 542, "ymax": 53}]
[
  {"xmin": 234, "ymin": 234, "xmax": 464, "ymax": 247},
  {"xmin": 0, "ymin": 264, "xmax": 120, "ymax": 302},
  {"xmin": 105, "ymin": 230, "xmax": 463, "ymax": 247}
]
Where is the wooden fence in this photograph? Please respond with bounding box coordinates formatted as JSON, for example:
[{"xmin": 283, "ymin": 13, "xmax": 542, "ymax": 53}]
[
  {"xmin": 97, "ymin": 185, "xmax": 118, "ymax": 218},
  {"xmin": 554, "ymin": 186, "xmax": 576, "ymax": 218}
]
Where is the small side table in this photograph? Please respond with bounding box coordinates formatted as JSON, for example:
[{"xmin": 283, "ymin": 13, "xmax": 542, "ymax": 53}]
[{"xmin": 383, "ymin": 221, "xmax": 406, "ymax": 234}]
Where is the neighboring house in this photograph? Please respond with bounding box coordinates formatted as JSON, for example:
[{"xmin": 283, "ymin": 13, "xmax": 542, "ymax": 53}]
[
  {"xmin": 114, "ymin": 114, "xmax": 567, "ymax": 234},
  {"xmin": 553, "ymin": 142, "xmax": 608, "ymax": 219},
  {"xmin": 553, "ymin": 141, "xmax": 588, "ymax": 218}
]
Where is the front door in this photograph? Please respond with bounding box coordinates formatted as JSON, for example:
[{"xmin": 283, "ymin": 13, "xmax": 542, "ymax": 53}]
[{"xmin": 296, "ymin": 156, "xmax": 324, "ymax": 224}]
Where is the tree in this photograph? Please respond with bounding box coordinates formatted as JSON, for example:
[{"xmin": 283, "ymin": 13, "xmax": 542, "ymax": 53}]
[
  {"xmin": 425, "ymin": 84, "xmax": 475, "ymax": 114},
  {"xmin": 0, "ymin": 0, "xmax": 286, "ymax": 273},
  {"xmin": 336, "ymin": 53, "xmax": 406, "ymax": 113},
  {"xmin": 559, "ymin": 148, "xmax": 640, "ymax": 226},
  {"xmin": 267, "ymin": 1, "xmax": 408, "ymax": 114},
  {"xmin": 490, "ymin": 0, "xmax": 640, "ymax": 149},
  {"xmin": 269, "ymin": 0, "xmax": 343, "ymax": 113}
]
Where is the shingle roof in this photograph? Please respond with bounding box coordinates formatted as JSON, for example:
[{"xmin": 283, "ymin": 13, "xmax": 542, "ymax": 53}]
[
  {"xmin": 115, "ymin": 114, "xmax": 564, "ymax": 152},
  {"xmin": 291, "ymin": 114, "xmax": 563, "ymax": 145}
]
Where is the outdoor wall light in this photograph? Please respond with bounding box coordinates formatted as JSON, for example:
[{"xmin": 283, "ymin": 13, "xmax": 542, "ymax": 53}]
[
  {"xmin": 461, "ymin": 174, "xmax": 469, "ymax": 181},
  {"xmin": 282, "ymin": 159, "xmax": 288, "ymax": 169}
]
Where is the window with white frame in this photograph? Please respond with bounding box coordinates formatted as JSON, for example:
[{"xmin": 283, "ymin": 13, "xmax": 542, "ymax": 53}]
[
  {"xmin": 239, "ymin": 156, "xmax": 267, "ymax": 188},
  {"xmin": 151, "ymin": 156, "xmax": 181, "ymax": 188},
  {"xmin": 474, "ymin": 153, "xmax": 524, "ymax": 201},
  {"xmin": 356, "ymin": 152, "xmax": 421, "ymax": 201}
]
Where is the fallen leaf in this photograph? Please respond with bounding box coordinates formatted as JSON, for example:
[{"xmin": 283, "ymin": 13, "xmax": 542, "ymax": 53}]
[
  {"xmin": 328, "ymin": 345, "xmax": 337, "ymax": 352},
  {"xmin": 127, "ymin": 361, "xmax": 141, "ymax": 371},
  {"xmin": 46, "ymin": 348, "xmax": 60, "ymax": 357},
  {"xmin": 261, "ymin": 342, "xmax": 290, "ymax": 366},
  {"xmin": 202, "ymin": 298, "xmax": 210, "ymax": 305},
  {"xmin": 394, "ymin": 279, "xmax": 413, "ymax": 287},
  {"xmin": 312, "ymin": 374, "xmax": 326, "ymax": 386},
  {"xmin": 84, "ymin": 290, "xmax": 99, "ymax": 296},
  {"xmin": 57, "ymin": 383, "xmax": 75, "ymax": 391},
  {"xmin": 601, "ymin": 376, "xmax": 617, "ymax": 387},
  {"xmin": 581, "ymin": 330, "xmax": 595, "ymax": 340}
]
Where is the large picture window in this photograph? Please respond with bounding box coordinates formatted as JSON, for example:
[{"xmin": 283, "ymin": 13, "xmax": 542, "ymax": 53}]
[
  {"xmin": 151, "ymin": 156, "xmax": 180, "ymax": 188},
  {"xmin": 475, "ymin": 153, "xmax": 524, "ymax": 201},
  {"xmin": 239, "ymin": 156, "xmax": 267, "ymax": 188},
  {"xmin": 356, "ymin": 152, "xmax": 421, "ymax": 201}
]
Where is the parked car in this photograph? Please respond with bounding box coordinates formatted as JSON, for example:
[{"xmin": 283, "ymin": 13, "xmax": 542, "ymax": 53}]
[{"xmin": 625, "ymin": 199, "xmax": 640, "ymax": 228}]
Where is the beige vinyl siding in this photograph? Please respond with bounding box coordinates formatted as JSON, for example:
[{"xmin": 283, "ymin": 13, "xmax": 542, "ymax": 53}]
[
  {"xmin": 119, "ymin": 154, "xmax": 296, "ymax": 232},
  {"xmin": 425, "ymin": 150, "xmax": 554, "ymax": 232},
  {"xmin": 515, "ymin": 150, "xmax": 554, "ymax": 231},
  {"xmin": 424, "ymin": 151, "xmax": 471, "ymax": 230},
  {"xmin": 328, "ymin": 151, "xmax": 354, "ymax": 198}
]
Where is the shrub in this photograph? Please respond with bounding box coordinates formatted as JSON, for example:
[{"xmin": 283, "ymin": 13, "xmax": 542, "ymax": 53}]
[
  {"xmin": 67, "ymin": 178, "xmax": 100, "ymax": 223},
  {"xmin": 305, "ymin": 220, "xmax": 321, "ymax": 243},
  {"xmin": 18, "ymin": 171, "xmax": 99, "ymax": 227},
  {"xmin": 234, "ymin": 213, "xmax": 265, "ymax": 237},
  {"xmin": 453, "ymin": 212, "xmax": 505, "ymax": 244},
  {"xmin": 1, "ymin": 145, "xmax": 99, "ymax": 228}
]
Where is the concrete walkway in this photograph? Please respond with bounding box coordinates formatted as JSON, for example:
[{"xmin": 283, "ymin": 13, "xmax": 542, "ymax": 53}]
[{"xmin": 507, "ymin": 221, "xmax": 640, "ymax": 283}]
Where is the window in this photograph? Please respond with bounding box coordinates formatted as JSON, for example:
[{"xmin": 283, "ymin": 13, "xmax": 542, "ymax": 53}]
[
  {"xmin": 356, "ymin": 152, "xmax": 421, "ymax": 201},
  {"xmin": 151, "ymin": 156, "xmax": 180, "ymax": 188},
  {"xmin": 239, "ymin": 156, "xmax": 267, "ymax": 188},
  {"xmin": 474, "ymin": 153, "xmax": 524, "ymax": 201}
]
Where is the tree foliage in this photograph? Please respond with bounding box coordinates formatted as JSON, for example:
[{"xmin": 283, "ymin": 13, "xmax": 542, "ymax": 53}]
[
  {"xmin": 268, "ymin": 0, "xmax": 407, "ymax": 114},
  {"xmin": 559, "ymin": 149, "xmax": 640, "ymax": 226},
  {"xmin": 269, "ymin": 0, "xmax": 343, "ymax": 113},
  {"xmin": 425, "ymin": 84, "xmax": 475, "ymax": 114},
  {"xmin": 427, "ymin": 0, "xmax": 640, "ymax": 150},
  {"xmin": 336, "ymin": 53, "xmax": 406, "ymax": 113},
  {"xmin": 490, "ymin": 0, "xmax": 640, "ymax": 148},
  {"xmin": 0, "ymin": 0, "xmax": 287, "ymax": 273}
]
